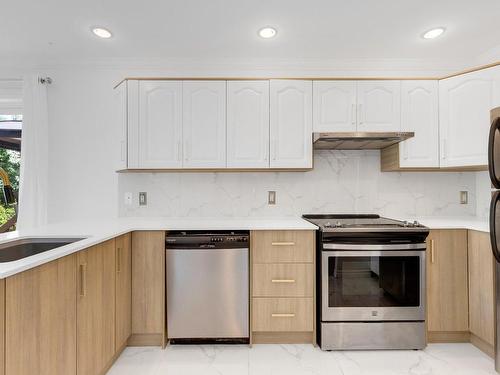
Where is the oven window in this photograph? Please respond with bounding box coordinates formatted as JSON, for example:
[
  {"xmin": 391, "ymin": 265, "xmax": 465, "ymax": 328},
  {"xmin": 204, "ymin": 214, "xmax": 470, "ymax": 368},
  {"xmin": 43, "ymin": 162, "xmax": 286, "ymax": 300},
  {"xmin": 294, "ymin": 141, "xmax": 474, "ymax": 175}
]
[{"xmin": 327, "ymin": 256, "xmax": 420, "ymax": 307}]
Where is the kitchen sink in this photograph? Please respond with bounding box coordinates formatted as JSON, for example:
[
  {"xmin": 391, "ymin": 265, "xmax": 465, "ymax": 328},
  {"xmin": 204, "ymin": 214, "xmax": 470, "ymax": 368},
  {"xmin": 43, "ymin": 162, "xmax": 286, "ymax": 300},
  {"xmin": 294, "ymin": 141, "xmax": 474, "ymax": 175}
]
[{"xmin": 0, "ymin": 237, "xmax": 86, "ymax": 263}]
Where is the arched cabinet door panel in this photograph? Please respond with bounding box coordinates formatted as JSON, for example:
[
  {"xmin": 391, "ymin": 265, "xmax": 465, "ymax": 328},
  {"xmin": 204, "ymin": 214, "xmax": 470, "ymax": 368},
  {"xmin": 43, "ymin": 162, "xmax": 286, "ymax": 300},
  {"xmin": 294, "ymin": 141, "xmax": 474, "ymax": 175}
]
[
  {"xmin": 227, "ymin": 81, "xmax": 270, "ymax": 168},
  {"xmin": 270, "ymin": 80, "xmax": 312, "ymax": 169},
  {"xmin": 357, "ymin": 81, "xmax": 401, "ymax": 132},
  {"xmin": 183, "ymin": 81, "xmax": 227, "ymax": 168}
]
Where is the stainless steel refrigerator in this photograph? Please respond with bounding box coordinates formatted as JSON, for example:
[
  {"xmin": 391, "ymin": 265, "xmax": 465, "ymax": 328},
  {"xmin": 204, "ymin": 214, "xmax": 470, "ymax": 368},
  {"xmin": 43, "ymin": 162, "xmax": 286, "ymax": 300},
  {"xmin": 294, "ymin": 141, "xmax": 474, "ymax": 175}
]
[{"xmin": 489, "ymin": 106, "xmax": 500, "ymax": 372}]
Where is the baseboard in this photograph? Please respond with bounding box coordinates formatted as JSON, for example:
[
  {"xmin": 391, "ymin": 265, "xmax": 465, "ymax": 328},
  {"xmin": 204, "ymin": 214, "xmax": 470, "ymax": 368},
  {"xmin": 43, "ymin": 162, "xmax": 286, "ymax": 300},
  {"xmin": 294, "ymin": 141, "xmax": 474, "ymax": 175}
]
[
  {"xmin": 99, "ymin": 341, "xmax": 127, "ymax": 375},
  {"xmin": 427, "ymin": 331, "xmax": 470, "ymax": 343},
  {"xmin": 128, "ymin": 333, "xmax": 163, "ymax": 346},
  {"xmin": 470, "ymin": 333, "xmax": 495, "ymax": 358},
  {"xmin": 252, "ymin": 331, "xmax": 313, "ymax": 344}
]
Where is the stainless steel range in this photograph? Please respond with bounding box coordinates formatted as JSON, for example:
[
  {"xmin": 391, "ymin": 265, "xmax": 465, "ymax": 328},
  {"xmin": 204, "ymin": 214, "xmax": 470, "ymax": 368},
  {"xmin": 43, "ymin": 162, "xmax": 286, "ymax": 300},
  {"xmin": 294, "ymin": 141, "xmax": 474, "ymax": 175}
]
[{"xmin": 303, "ymin": 214, "xmax": 429, "ymax": 351}]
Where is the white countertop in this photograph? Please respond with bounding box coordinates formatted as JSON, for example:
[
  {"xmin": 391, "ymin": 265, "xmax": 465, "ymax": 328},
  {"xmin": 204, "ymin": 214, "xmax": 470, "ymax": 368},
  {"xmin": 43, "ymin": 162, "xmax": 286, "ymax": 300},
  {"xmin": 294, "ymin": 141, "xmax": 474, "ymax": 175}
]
[
  {"xmin": 0, "ymin": 215, "xmax": 489, "ymax": 279},
  {"xmin": 0, "ymin": 217, "xmax": 317, "ymax": 279}
]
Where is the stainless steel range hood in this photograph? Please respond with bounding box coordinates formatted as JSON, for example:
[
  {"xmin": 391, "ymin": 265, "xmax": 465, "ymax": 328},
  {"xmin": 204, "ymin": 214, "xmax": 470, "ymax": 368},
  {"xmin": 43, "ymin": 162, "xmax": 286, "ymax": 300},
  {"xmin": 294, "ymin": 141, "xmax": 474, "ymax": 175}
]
[{"xmin": 313, "ymin": 132, "xmax": 414, "ymax": 150}]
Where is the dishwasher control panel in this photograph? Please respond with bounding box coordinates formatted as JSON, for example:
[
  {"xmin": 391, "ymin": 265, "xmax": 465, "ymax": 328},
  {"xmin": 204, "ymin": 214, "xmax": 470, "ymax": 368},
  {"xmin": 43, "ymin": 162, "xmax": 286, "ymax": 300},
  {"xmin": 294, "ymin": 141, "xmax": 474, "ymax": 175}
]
[{"xmin": 166, "ymin": 231, "xmax": 249, "ymax": 249}]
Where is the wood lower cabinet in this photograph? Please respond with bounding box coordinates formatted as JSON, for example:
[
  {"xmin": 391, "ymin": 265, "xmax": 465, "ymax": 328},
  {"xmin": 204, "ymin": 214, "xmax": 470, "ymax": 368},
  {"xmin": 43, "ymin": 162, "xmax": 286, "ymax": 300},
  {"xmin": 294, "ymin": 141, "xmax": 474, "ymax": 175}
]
[
  {"xmin": 426, "ymin": 230, "xmax": 469, "ymax": 338},
  {"xmin": 77, "ymin": 240, "xmax": 116, "ymax": 375},
  {"xmin": 251, "ymin": 230, "xmax": 315, "ymax": 344},
  {"xmin": 5, "ymin": 254, "xmax": 77, "ymax": 375},
  {"xmin": 130, "ymin": 231, "xmax": 166, "ymax": 346},
  {"xmin": 468, "ymin": 230, "xmax": 495, "ymax": 355},
  {"xmin": 115, "ymin": 233, "xmax": 132, "ymax": 350}
]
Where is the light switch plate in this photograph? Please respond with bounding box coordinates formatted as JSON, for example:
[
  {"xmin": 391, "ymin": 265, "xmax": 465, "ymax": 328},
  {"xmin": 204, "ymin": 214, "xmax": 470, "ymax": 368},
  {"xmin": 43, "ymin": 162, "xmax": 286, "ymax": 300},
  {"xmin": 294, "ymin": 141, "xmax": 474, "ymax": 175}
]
[
  {"xmin": 268, "ymin": 191, "xmax": 276, "ymax": 205},
  {"xmin": 459, "ymin": 191, "xmax": 468, "ymax": 204},
  {"xmin": 139, "ymin": 192, "xmax": 148, "ymax": 206}
]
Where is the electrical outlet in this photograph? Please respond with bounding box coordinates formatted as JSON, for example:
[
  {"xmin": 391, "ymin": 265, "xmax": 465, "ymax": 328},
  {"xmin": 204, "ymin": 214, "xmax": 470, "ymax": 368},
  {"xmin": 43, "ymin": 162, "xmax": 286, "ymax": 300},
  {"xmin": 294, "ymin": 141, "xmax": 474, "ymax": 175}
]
[
  {"xmin": 268, "ymin": 191, "xmax": 276, "ymax": 205},
  {"xmin": 139, "ymin": 192, "xmax": 148, "ymax": 206},
  {"xmin": 124, "ymin": 192, "xmax": 133, "ymax": 206},
  {"xmin": 459, "ymin": 191, "xmax": 468, "ymax": 204}
]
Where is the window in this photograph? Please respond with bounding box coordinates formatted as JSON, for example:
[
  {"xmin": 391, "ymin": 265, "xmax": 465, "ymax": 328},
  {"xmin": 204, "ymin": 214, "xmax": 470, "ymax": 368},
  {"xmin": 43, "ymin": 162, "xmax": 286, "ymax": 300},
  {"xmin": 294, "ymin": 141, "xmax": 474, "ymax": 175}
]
[{"xmin": 0, "ymin": 114, "xmax": 21, "ymax": 231}]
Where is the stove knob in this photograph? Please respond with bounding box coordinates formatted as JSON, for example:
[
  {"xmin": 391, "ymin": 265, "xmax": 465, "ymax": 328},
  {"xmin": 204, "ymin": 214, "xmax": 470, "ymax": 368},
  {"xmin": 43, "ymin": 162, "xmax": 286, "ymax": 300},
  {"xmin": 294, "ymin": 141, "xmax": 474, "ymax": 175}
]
[
  {"xmin": 403, "ymin": 221, "xmax": 409, "ymax": 227},
  {"xmin": 413, "ymin": 220, "xmax": 420, "ymax": 227},
  {"xmin": 325, "ymin": 222, "xmax": 332, "ymax": 228},
  {"xmin": 335, "ymin": 221, "xmax": 342, "ymax": 228}
]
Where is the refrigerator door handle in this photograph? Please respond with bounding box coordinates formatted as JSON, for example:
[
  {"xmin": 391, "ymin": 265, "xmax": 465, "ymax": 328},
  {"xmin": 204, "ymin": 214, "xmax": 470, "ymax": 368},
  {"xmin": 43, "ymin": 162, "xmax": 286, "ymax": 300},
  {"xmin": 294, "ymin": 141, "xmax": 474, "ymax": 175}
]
[
  {"xmin": 488, "ymin": 117, "xmax": 500, "ymax": 189},
  {"xmin": 490, "ymin": 190, "xmax": 500, "ymax": 262}
]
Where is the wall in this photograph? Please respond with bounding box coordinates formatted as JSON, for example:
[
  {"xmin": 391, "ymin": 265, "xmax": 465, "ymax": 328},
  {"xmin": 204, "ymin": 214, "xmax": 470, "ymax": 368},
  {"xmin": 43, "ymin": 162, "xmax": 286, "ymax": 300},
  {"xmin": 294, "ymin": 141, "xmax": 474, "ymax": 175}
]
[
  {"xmin": 476, "ymin": 171, "xmax": 491, "ymax": 219},
  {"xmin": 40, "ymin": 60, "xmax": 482, "ymax": 223},
  {"xmin": 119, "ymin": 150, "xmax": 477, "ymax": 218}
]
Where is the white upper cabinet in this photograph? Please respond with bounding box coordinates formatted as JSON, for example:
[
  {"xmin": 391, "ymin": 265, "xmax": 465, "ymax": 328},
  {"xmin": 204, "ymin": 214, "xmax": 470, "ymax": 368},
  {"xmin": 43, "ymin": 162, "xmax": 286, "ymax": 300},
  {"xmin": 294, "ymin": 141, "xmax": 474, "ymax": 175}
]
[
  {"xmin": 313, "ymin": 81, "xmax": 357, "ymax": 132},
  {"xmin": 135, "ymin": 81, "xmax": 183, "ymax": 168},
  {"xmin": 439, "ymin": 68, "xmax": 495, "ymax": 167},
  {"xmin": 357, "ymin": 81, "xmax": 401, "ymax": 132},
  {"xmin": 227, "ymin": 81, "xmax": 270, "ymax": 168},
  {"xmin": 182, "ymin": 81, "xmax": 227, "ymax": 168},
  {"xmin": 270, "ymin": 80, "xmax": 313, "ymax": 169},
  {"xmin": 113, "ymin": 81, "xmax": 128, "ymax": 170},
  {"xmin": 400, "ymin": 81, "xmax": 439, "ymax": 168}
]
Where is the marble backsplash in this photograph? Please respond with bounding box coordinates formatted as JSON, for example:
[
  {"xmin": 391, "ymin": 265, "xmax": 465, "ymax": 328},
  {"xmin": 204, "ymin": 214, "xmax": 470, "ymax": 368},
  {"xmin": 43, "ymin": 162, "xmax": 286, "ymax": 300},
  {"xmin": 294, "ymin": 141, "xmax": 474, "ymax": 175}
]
[{"xmin": 118, "ymin": 150, "xmax": 481, "ymax": 218}]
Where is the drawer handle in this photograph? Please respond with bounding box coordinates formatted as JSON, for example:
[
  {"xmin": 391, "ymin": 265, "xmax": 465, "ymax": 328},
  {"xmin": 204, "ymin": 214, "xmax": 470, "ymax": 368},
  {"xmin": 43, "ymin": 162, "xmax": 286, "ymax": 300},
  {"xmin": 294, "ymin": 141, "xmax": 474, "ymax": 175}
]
[
  {"xmin": 271, "ymin": 242, "xmax": 295, "ymax": 246},
  {"xmin": 271, "ymin": 313, "xmax": 295, "ymax": 318},
  {"xmin": 271, "ymin": 279, "xmax": 296, "ymax": 283},
  {"xmin": 430, "ymin": 239, "xmax": 435, "ymax": 264}
]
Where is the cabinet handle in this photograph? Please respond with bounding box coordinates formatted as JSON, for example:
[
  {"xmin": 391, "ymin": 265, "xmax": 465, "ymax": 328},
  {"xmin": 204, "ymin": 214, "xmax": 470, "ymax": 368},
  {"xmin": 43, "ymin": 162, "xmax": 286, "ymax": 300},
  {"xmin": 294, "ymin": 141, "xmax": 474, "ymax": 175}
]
[
  {"xmin": 351, "ymin": 103, "xmax": 356, "ymax": 125},
  {"xmin": 271, "ymin": 313, "xmax": 295, "ymax": 318},
  {"xmin": 120, "ymin": 141, "xmax": 126, "ymax": 162},
  {"xmin": 271, "ymin": 242, "xmax": 295, "ymax": 246},
  {"xmin": 441, "ymin": 139, "xmax": 447, "ymax": 160},
  {"xmin": 430, "ymin": 239, "xmax": 435, "ymax": 264},
  {"xmin": 117, "ymin": 247, "xmax": 122, "ymax": 273},
  {"xmin": 79, "ymin": 263, "xmax": 87, "ymax": 297},
  {"xmin": 271, "ymin": 279, "xmax": 296, "ymax": 283},
  {"xmin": 358, "ymin": 103, "xmax": 363, "ymax": 125},
  {"xmin": 177, "ymin": 140, "xmax": 182, "ymax": 161}
]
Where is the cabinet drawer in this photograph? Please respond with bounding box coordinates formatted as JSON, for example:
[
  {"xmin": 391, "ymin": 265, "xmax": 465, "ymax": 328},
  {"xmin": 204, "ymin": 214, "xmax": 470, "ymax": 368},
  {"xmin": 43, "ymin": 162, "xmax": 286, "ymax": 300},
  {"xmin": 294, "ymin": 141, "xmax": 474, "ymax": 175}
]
[
  {"xmin": 253, "ymin": 264, "xmax": 313, "ymax": 297},
  {"xmin": 252, "ymin": 297, "xmax": 313, "ymax": 332},
  {"xmin": 251, "ymin": 230, "xmax": 314, "ymax": 263}
]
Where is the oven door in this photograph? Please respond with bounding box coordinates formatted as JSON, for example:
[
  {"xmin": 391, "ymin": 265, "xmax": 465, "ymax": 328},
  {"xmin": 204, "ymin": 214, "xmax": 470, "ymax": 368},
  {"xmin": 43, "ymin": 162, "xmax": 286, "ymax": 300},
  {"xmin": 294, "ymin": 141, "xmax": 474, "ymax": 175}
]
[{"xmin": 322, "ymin": 246, "xmax": 425, "ymax": 322}]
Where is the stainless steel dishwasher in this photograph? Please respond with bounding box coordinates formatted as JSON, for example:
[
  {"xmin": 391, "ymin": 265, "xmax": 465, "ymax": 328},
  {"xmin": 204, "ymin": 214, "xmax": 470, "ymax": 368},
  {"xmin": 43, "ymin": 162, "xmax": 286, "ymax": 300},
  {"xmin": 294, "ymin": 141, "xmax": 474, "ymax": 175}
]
[{"xmin": 166, "ymin": 231, "xmax": 249, "ymax": 344}]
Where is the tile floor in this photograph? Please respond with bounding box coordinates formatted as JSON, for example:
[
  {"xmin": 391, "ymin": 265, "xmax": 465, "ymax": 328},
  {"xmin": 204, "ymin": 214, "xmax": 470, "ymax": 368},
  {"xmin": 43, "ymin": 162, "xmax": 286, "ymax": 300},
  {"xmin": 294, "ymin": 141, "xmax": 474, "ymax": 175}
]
[{"xmin": 107, "ymin": 343, "xmax": 497, "ymax": 375}]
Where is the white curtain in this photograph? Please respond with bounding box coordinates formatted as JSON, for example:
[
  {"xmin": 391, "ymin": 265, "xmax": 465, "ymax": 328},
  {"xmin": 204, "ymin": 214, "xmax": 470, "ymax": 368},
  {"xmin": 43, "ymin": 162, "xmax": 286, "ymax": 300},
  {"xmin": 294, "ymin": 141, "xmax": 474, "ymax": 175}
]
[{"xmin": 17, "ymin": 74, "xmax": 49, "ymax": 230}]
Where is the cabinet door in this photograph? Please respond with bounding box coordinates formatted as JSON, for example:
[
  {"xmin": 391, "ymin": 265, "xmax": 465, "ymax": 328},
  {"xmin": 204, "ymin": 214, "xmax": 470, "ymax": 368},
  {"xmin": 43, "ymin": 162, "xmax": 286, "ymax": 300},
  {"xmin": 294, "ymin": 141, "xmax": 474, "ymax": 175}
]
[
  {"xmin": 115, "ymin": 233, "xmax": 132, "ymax": 350},
  {"xmin": 426, "ymin": 230, "xmax": 469, "ymax": 333},
  {"xmin": 468, "ymin": 230, "xmax": 495, "ymax": 347},
  {"xmin": 77, "ymin": 240, "xmax": 116, "ymax": 375},
  {"xmin": 270, "ymin": 80, "xmax": 312, "ymax": 168},
  {"xmin": 227, "ymin": 81, "xmax": 269, "ymax": 168},
  {"xmin": 439, "ymin": 69, "xmax": 493, "ymax": 167},
  {"xmin": 137, "ymin": 81, "xmax": 183, "ymax": 168},
  {"xmin": 131, "ymin": 231, "xmax": 166, "ymax": 346},
  {"xmin": 400, "ymin": 81, "xmax": 439, "ymax": 168},
  {"xmin": 114, "ymin": 81, "xmax": 128, "ymax": 170},
  {"xmin": 313, "ymin": 81, "xmax": 357, "ymax": 132},
  {"xmin": 5, "ymin": 255, "xmax": 77, "ymax": 375},
  {"xmin": 183, "ymin": 81, "xmax": 226, "ymax": 168},
  {"xmin": 357, "ymin": 81, "xmax": 401, "ymax": 131}
]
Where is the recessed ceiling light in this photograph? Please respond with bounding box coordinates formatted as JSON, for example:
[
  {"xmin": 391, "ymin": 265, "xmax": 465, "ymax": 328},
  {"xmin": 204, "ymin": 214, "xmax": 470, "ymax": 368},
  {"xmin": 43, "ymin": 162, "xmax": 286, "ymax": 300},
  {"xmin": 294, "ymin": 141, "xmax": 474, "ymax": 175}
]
[
  {"xmin": 258, "ymin": 27, "xmax": 277, "ymax": 39},
  {"xmin": 422, "ymin": 27, "xmax": 445, "ymax": 40},
  {"xmin": 92, "ymin": 27, "xmax": 113, "ymax": 39}
]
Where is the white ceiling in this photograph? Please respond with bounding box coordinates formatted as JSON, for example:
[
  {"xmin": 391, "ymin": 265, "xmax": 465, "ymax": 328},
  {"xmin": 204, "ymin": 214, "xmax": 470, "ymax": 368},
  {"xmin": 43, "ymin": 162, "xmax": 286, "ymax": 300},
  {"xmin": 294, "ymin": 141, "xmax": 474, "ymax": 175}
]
[{"xmin": 2, "ymin": 0, "xmax": 500, "ymax": 65}]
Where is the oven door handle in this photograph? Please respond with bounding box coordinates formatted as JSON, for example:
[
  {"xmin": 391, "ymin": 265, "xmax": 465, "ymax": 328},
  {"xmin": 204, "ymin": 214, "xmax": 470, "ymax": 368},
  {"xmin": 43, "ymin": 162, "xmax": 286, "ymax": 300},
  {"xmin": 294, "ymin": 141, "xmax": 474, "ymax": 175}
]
[
  {"xmin": 322, "ymin": 243, "xmax": 426, "ymax": 251},
  {"xmin": 322, "ymin": 250, "xmax": 425, "ymax": 257}
]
